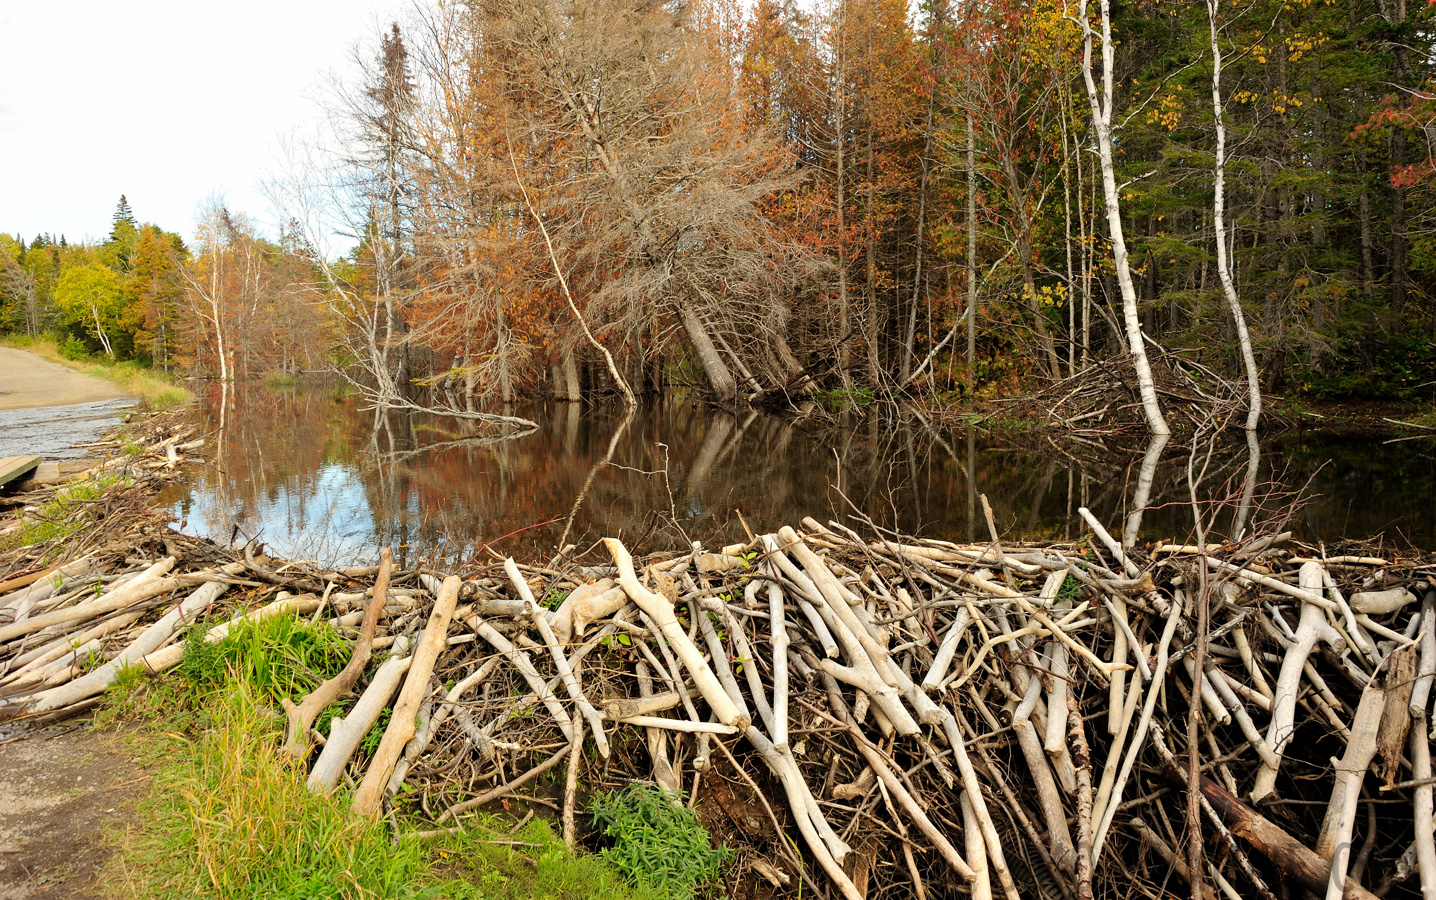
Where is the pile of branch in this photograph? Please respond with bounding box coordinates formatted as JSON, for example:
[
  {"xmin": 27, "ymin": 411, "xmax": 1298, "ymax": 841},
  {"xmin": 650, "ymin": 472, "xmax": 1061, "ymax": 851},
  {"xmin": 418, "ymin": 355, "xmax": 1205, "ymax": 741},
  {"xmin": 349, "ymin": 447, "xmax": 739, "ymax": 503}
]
[
  {"xmin": 989, "ymin": 349, "xmax": 1247, "ymax": 436},
  {"xmin": 4, "ymin": 494, "xmax": 1434, "ymax": 900}
]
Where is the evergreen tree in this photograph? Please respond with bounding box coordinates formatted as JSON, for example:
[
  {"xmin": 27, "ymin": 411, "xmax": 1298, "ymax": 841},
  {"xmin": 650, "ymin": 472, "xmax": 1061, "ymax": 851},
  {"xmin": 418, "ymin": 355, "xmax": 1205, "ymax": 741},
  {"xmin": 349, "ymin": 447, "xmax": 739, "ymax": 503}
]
[
  {"xmin": 107, "ymin": 195, "xmax": 140, "ymax": 270},
  {"xmin": 110, "ymin": 195, "xmax": 136, "ymax": 241}
]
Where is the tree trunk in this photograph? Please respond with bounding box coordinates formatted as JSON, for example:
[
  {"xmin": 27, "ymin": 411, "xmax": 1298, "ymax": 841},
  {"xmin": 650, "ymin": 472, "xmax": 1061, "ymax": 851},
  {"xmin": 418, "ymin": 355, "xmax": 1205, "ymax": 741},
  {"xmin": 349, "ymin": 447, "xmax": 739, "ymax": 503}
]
[
  {"xmin": 1074, "ymin": 0, "xmax": 1169, "ymax": 436},
  {"xmin": 678, "ymin": 303, "xmax": 738, "ymax": 401},
  {"xmin": 1208, "ymin": 0, "xmax": 1261, "ymax": 431},
  {"xmin": 966, "ymin": 112, "xmax": 977, "ymax": 390},
  {"xmin": 901, "ymin": 88, "xmax": 935, "ymax": 382}
]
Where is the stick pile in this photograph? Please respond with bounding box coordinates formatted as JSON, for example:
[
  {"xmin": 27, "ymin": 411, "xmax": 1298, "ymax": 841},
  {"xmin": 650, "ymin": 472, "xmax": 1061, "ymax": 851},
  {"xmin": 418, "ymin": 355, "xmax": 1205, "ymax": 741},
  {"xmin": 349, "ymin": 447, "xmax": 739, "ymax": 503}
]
[{"xmin": 3, "ymin": 451, "xmax": 1435, "ymax": 899}]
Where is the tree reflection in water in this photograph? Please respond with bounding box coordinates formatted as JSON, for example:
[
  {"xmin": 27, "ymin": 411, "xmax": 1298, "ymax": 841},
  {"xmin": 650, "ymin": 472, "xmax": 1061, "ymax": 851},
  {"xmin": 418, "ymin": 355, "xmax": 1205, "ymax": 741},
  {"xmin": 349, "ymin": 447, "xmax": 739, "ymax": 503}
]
[{"xmin": 160, "ymin": 383, "xmax": 1436, "ymax": 568}]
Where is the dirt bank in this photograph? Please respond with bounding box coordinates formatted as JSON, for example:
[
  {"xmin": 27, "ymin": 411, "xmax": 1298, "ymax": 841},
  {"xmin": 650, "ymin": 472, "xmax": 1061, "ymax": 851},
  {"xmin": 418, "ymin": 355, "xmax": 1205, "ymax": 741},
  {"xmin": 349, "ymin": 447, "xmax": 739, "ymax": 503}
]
[
  {"xmin": 0, "ymin": 348, "xmax": 129, "ymax": 412},
  {"xmin": 0, "ymin": 725, "xmax": 148, "ymax": 899}
]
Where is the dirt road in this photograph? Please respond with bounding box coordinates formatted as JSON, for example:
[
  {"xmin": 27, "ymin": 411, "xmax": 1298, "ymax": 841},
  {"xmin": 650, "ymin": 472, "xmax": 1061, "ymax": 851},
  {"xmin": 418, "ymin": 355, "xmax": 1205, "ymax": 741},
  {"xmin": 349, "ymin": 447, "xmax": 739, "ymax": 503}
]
[
  {"xmin": 0, "ymin": 725, "xmax": 149, "ymax": 899},
  {"xmin": 0, "ymin": 348, "xmax": 128, "ymax": 412}
]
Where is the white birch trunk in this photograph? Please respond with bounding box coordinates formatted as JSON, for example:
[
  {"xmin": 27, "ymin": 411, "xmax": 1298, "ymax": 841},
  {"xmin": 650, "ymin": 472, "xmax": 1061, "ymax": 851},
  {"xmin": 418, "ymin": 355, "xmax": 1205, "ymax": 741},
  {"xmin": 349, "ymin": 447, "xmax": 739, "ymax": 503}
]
[
  {"xmin": 1207, "ymin": 0, "xmax": 1262, "ymax": 430},
  {"xmin": 1073, "ymin": 0, "xmax": 1169, "ymax": 435}
]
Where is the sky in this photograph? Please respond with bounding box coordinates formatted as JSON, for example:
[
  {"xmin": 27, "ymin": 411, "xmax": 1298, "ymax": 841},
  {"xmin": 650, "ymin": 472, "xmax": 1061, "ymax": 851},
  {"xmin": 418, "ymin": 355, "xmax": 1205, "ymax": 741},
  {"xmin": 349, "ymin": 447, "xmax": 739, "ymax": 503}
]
[{"xmin": 0, "ymin": 0, "xmax": 398, "ymax": 247}]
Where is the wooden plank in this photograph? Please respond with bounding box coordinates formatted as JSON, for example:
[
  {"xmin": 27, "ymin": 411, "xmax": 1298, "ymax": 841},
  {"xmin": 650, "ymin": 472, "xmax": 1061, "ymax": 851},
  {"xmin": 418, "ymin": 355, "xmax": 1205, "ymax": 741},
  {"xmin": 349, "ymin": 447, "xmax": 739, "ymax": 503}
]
[{"xmin": 0, "ymin": 455, "xmax": 41, "ymax": 489}]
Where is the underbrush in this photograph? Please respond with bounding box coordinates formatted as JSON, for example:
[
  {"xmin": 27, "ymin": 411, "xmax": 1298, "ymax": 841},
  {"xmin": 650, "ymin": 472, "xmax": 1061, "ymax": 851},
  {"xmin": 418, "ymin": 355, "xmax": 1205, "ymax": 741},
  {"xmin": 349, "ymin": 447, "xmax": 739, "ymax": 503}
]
[
  {"xmin": 101, "ymin": 612, "xmax": 675, "ymax": 900},
  {"xmin": 0, "ymin": 335, "xmax": 191, "ymax": 410},
  {"xmin": 9, "ymin": 473, "xmax": 129, "ymax": 550}
]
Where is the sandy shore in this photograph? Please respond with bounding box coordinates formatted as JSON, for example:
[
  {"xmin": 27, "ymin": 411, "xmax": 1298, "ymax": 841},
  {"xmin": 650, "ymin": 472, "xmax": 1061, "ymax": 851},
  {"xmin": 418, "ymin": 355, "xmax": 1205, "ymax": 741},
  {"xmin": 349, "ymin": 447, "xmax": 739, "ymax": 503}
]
[{"xmin": 0, "ymin": 347, "xmax": 129, "ymax": 411}]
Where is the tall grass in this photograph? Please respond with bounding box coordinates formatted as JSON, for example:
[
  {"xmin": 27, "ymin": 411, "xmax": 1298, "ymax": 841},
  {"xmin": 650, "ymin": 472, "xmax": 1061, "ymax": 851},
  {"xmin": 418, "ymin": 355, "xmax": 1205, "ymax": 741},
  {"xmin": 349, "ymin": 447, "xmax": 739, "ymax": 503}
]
[
  {"xmin": 109, "ymin": 613, "xmax": 667, "ymax": 900},
  {"xmin": 118, "ymin": 686, "xmax": 451, "ymax": 900}
]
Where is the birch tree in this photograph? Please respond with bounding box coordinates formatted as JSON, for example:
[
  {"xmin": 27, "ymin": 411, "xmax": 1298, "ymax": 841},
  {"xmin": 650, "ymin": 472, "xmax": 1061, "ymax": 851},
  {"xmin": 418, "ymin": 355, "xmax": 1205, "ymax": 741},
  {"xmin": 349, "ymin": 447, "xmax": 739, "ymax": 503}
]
[
  {"xmin": 1206, "ymin": 0, "xmax": 1261, "ymax": 431},
  {"xmin": 1066, "ymin": 0, "xmax": 1169, "ymax": 435}
]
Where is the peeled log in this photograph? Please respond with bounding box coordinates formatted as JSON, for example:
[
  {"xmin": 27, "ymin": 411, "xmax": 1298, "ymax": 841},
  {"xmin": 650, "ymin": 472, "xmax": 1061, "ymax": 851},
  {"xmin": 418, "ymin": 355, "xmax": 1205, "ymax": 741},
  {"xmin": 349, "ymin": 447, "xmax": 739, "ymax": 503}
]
[
  {"xmin": 308, "ymin": 637, "xmax": 412, "ymax": 793},
  {"xmin": 28, "ymin": 571, "xmax": 240, "ymax": 712},
  {"xmin": 282, "ymin": 548, "xmax": 392, "ymax": 756},
  {"xmin": 0, "ymin": 556, "xmax": 177, "ymax": 644},
  {"xmin": 351, "ymin": 575, "xmax": 461, "ymax": 816},
  {"xmin": 1252, "ymin": 561, "xmax": 1346, "ymax": 802},
  {"xmin": 602, "ymin": 538, "xmax": 747, "ymax": 730}
]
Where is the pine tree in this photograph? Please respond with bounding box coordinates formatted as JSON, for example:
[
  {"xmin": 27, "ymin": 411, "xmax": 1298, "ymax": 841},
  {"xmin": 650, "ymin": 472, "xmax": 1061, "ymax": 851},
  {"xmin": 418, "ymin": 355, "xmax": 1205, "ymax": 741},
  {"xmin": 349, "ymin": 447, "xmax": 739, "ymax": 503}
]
[
  {"xmin": 110, "ymin": 195, "xmax": 136, "ymax": 241},
  {"xmin": 107, "ymin": 195, "xmax": 141, "ymax": 271}
]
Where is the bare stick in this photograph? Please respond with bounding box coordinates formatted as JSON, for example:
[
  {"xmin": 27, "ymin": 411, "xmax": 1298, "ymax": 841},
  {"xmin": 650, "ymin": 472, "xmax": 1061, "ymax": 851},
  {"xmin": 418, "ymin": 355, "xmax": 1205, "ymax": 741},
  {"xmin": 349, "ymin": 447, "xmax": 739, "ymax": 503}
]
[
  {"xmin": 1411, "ymin": 715, "xmax": 1436, "ymax": 900},
  {"xmin": 768, "ymin": 582, "xmax": 790, "ymax": 748},
  {"xmin": 1319, "ymin": 681, "xmax": 1386, "ymax": 900},
  {"xmin": 1195, "ymin": 773, "xmax": 1381, "ymax": 900},
  {"xmin": 1253, "ymin": 561, "xmax": 1346, "ymax": 802},
  {"xmin": 506, "ymin": 558, "xmax": 609, "ymax": 757},
  {"xmin": 352, "ymin": 575, "xmax": 461, "ymax": 816},
  {"xmin": 563, "ymin": 717, "xmax": 584, "ymax": 852},
  {"xmin": 603, "ymin": 538, "xmax": 747, "ymax": 729},
  {"xmin": 284, "ymin": 548, "xmax": 392, "ymax": 756},
  {"xmin": 472, "ymin": 616, "xmax": 575, "ymax": 741},
  {"xmin": 1091, "ymin": 597, "xmax": 1183, "ymax": 865},
  {"xmin": 840, "ymin": 712, "xmax": 976, "ymax": 882},
  {"xmin": 961, "ymin": 790, "xmax": 993, "ymax": 900},
  {"xmin": 1068, "ymin": 695, "xmax": 1093, "ymax": 899},
  {"xmin": 308, "ymin": 637, "xmax": 412, "ymax": 793},
  {"xmin": 439, "ymin": 743, "xmax": 574, "ymax": 823}
]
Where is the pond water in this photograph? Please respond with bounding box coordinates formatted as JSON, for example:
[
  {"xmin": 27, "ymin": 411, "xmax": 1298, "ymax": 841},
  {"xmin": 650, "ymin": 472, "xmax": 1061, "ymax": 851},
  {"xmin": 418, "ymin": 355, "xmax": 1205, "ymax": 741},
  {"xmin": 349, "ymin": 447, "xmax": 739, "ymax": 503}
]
[{"xmin": 159, "ymin": 382, "xmax": 1436, "ymax": 568}]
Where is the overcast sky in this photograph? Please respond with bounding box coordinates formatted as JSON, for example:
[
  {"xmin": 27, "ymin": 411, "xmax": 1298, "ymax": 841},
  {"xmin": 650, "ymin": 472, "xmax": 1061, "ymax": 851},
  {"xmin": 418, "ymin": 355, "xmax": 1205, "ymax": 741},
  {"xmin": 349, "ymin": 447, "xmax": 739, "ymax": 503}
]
[{"xmin": 0, "ymin": 0, "xmax": 398, "ymax": 247}]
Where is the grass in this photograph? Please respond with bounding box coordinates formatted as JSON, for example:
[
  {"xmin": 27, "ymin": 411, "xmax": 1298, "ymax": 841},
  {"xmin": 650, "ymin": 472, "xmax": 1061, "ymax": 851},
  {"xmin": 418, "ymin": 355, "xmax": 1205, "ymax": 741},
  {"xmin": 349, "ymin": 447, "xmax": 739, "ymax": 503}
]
[
  {"xmin": 0, "ymin": 335, "xmax": 192, "ymax": 410},
  {"xmin": 11, "ymin": 473, "xmax": 129, "ymax": 548},
  {"xmin": 100, "ymin": 611, "xmax": 671, "ymax": 900},
  {"xmin": 265, "ymin": 371, "xmax": 301, "ymax": 391}
]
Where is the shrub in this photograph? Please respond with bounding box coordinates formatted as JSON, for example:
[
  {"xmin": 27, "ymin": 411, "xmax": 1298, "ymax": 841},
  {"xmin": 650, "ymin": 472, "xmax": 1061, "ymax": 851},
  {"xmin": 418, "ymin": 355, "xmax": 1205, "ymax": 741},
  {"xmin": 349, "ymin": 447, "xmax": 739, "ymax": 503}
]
[{"xmin": 589, "ymin": 784, "xmax": 729, "ymax": 900}]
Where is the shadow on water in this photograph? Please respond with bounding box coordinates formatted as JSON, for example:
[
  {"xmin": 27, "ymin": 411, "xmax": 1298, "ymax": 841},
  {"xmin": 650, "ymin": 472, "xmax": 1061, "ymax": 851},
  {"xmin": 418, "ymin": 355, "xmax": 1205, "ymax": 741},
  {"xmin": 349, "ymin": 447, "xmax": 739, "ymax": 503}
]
[{"xmin": 159, "ymin": 382, "xmax": 1436, "ymax": 567}]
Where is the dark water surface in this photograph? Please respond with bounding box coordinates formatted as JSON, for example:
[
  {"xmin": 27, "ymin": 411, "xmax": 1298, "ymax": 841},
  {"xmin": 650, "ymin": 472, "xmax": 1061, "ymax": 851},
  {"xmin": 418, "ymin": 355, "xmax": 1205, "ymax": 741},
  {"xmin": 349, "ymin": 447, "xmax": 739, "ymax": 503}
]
[{"xmin": 159, "ymin": 383, "xmax": 1436, "ymax": 568}]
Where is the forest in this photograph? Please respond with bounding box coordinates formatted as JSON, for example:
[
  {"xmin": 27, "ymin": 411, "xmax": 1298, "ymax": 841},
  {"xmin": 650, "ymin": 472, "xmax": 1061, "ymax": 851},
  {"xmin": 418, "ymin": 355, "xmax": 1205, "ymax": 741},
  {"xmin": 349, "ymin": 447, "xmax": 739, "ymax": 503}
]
[{"xmin": 3, "ymin": 0, "xmax": 1434, "ymax": 427}]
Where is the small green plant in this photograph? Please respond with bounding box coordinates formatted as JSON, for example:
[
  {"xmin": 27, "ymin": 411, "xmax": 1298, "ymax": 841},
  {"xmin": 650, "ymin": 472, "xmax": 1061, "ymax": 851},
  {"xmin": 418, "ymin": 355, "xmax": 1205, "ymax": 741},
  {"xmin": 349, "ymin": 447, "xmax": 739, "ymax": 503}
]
[
  {"xmin": 266, "ymin": 371, "xmax": 301, "ymax": 390},
  {"xmin": 18, "ymin": 474, "xmax": 128, "ymax": 549},
  {"xmin": 362, "ymin": 706, "xmax": 394, "ymax": 755},
  {"xmin": 60, "ymin": 334, "xmax": 89, "ymax": 360},
  {"xmin": 814, "ymin": 385, "xmax": 876, "ymax": 409},
  {"xmin": 1055, "ymin": 574, "xmax": 1081, "ymax": 606},
  {"xmin": 589, "ymin": 784, "xmax": 730, "ymax": 900},
  {"xmin": 316, "ymin": 698, "xmax": 353, "ymax": 737}
]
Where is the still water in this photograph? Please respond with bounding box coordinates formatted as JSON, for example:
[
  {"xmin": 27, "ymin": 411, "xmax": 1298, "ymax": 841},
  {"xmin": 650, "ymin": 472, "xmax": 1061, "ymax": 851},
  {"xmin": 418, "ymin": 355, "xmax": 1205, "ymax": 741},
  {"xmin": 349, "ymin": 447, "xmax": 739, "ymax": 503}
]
[{"xmin": 160, "ymin": 382, "xmax": 1436, "ymax": 568}]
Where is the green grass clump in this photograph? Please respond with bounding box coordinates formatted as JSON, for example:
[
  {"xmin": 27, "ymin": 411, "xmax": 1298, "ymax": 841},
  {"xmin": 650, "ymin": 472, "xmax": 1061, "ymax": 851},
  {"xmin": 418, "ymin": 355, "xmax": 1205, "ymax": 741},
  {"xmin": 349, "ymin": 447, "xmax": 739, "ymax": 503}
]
[
  {"xmin": 265, "ymin": 371, "xmax": 301, "ymax": 390},
  {"xmin": 589, "ymin": 784, "xmax": 729, "ymax": 900},
  {"xmin": 179, "ymin": 612, "xmax": 351, "ymax": 706}
]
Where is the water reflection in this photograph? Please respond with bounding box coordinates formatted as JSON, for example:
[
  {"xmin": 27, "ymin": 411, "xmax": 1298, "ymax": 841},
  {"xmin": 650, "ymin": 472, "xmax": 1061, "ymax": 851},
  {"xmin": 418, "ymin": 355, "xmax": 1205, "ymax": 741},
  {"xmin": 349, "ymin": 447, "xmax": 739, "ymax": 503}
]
[{"xmin": 159, "ymin": 383, "xmax": 1436, "ymax": 567}]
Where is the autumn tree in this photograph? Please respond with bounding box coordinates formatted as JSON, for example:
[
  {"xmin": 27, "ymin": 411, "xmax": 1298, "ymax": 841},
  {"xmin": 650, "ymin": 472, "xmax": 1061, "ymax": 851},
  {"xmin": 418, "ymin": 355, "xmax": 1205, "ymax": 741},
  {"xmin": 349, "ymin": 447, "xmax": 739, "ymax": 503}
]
[
  {"xmin": 54, "ymin": 260, "xmax": 124, "ymax": 357},
  {"xmin": 420, "ymin": 0, "xmax": 813, "ymax": 401}
]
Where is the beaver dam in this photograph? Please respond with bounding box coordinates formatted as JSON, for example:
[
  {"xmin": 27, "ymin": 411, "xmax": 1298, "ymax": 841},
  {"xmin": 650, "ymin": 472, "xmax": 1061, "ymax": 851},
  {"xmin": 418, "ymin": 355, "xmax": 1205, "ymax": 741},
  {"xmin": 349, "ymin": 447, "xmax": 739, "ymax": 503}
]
[{"xmin": 2, "ymin": 416, "xmax": 1435, "ymax": 900}]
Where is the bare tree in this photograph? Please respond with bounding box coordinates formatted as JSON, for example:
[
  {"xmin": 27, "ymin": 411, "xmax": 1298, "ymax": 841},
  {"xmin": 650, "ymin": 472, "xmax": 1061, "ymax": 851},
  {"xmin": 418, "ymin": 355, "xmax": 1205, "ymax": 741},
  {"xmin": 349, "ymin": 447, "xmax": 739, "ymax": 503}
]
[
  {"xmin": 1206, "ymin": 0, "xmax": 1262, "ymax": 431},
  {"xmin": 1066, "ymin": 0, "xmax": 1169, "ymax": 436},
  {"xmin": 461, "ymin": 0, "xmax": 814, "ymax": 400}
]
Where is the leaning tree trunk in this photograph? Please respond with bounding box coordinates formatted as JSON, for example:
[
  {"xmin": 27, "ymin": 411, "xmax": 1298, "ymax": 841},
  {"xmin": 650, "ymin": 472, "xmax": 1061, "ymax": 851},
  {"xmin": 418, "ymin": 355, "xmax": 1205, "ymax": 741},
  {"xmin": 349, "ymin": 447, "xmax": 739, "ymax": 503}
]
[
  {"xmin": 1074, "ymin": 0, "xmax": 1169, "ymax": 436},
  {"xmin": 677, "ymin": 303, "xmax": 739, "ymax": 401}
]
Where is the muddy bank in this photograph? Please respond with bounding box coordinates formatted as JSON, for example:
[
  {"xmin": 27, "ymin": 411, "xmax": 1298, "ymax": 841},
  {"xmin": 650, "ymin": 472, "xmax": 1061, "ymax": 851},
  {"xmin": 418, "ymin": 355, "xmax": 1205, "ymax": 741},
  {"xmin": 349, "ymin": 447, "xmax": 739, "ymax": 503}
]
[{"xmin": 0, "ymin": 726, "xmax": 148, "ymax": 900}]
